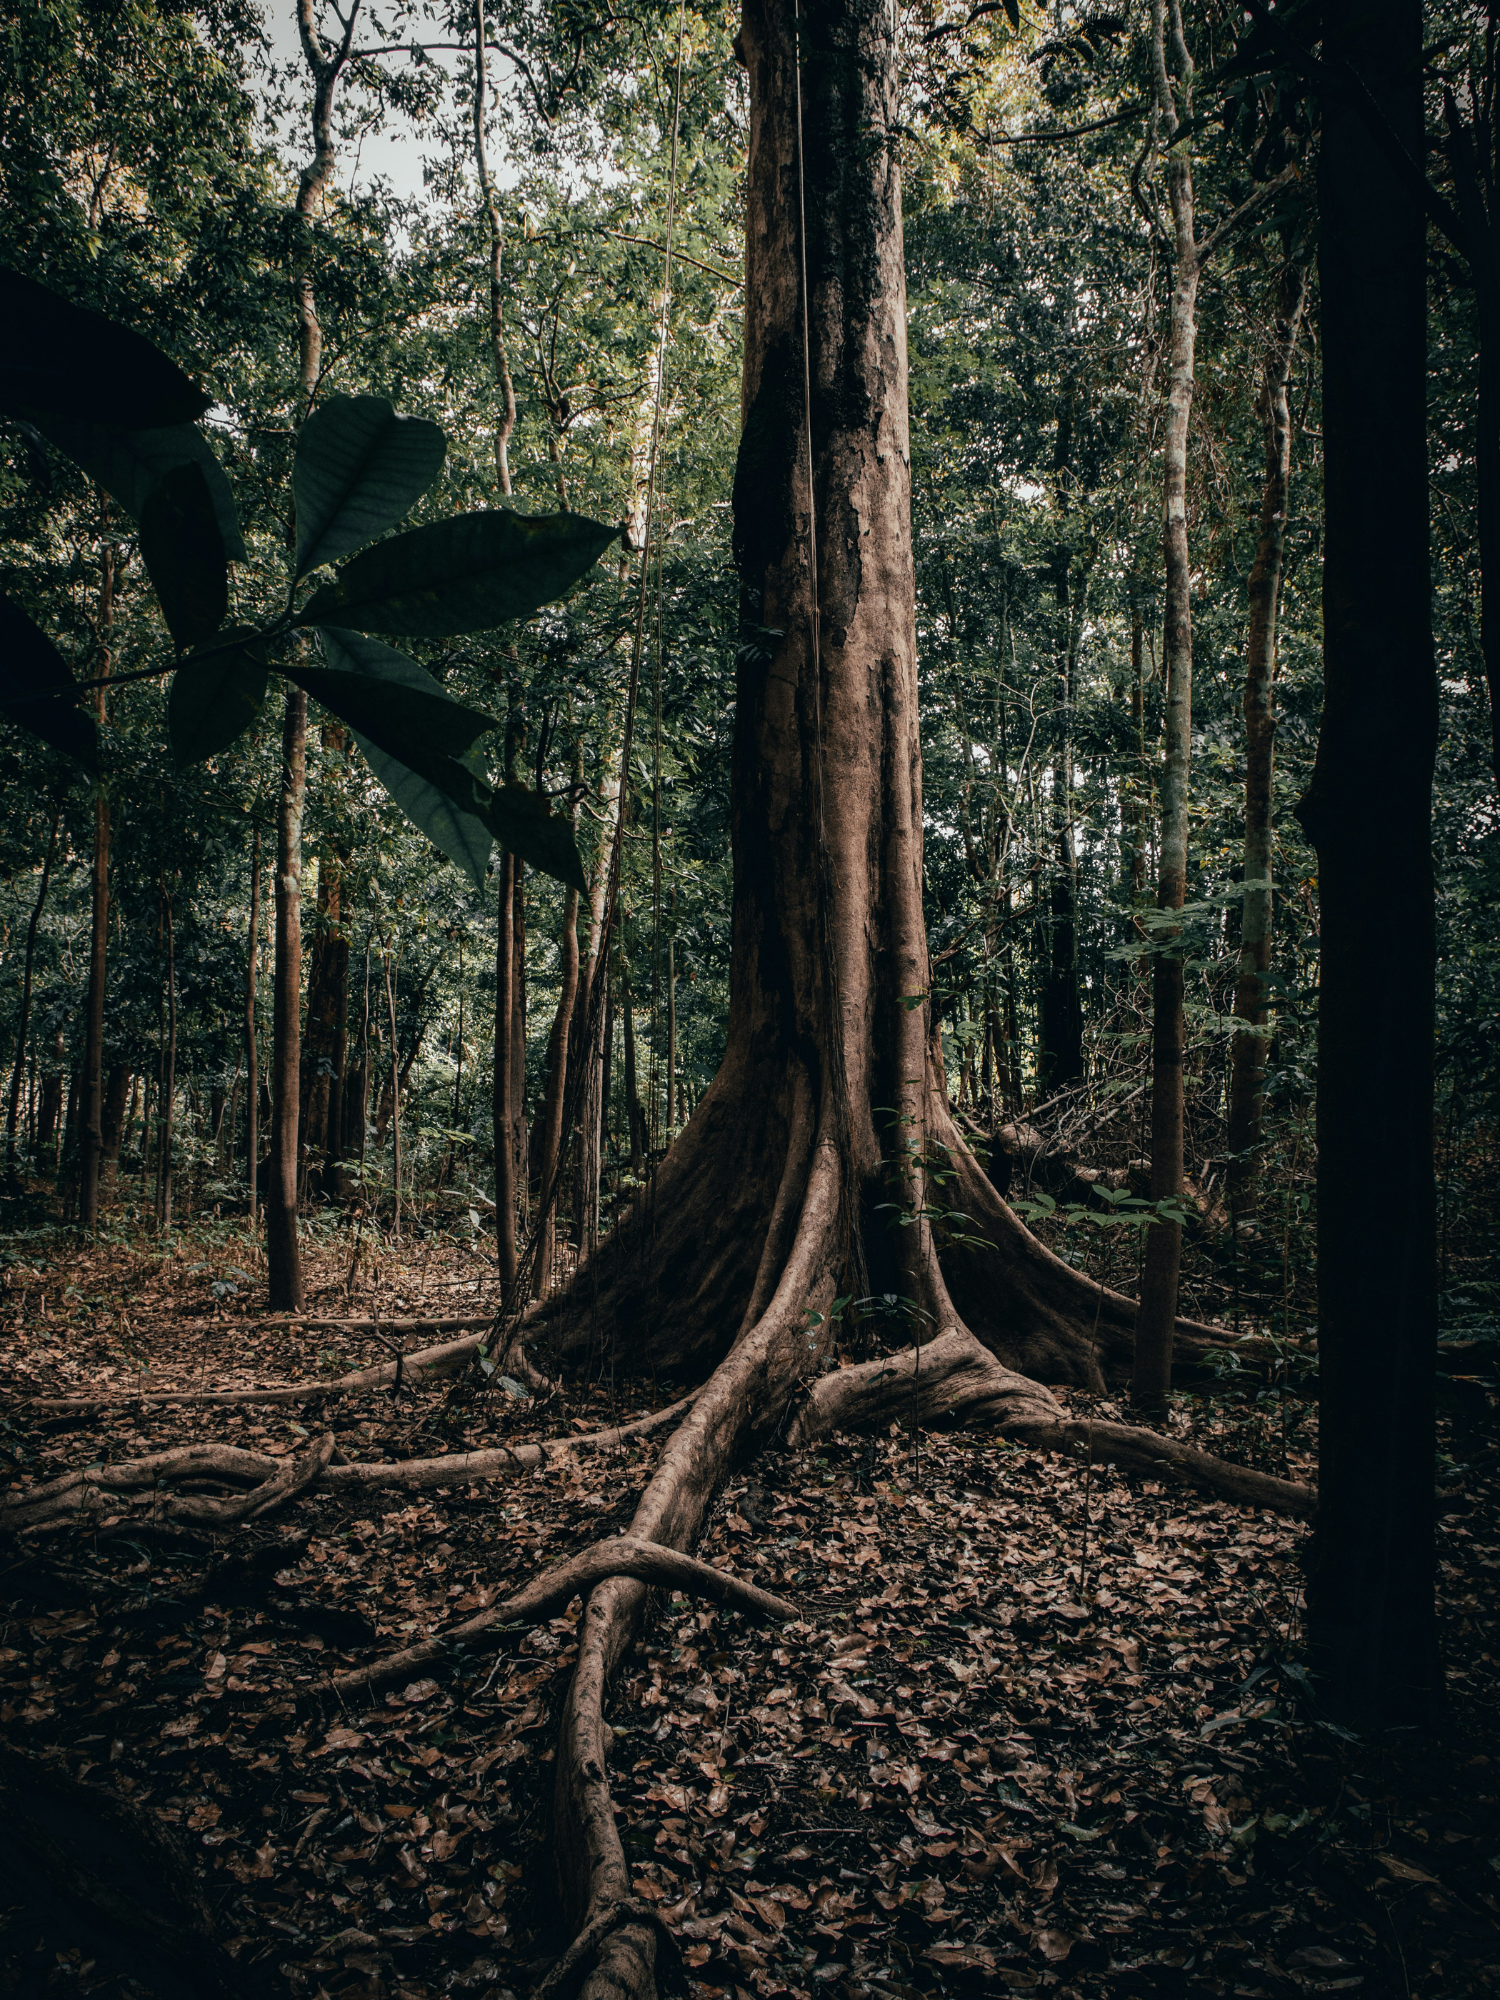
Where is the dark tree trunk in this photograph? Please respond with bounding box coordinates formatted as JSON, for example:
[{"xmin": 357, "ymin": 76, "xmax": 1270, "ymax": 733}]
[
  {"xmin": 493, "ymin": 853, "xmax": 518, "ymax": 1292},
  {"xmin": 5, "ymin": 803, "xmax": 59, "ymax": 1181},
  {"xmin": 268, "ymin": 689, "xmax": 306, "ymax": 1309},
  {"xmin": 300, "ymin": 812, "xmax": 350, "ymax": 1201},
  {"xmin": 100, "ymin": 1064, "xmax": 129, "ymax": 1179},
  {"xmin": 156, "ymin": 897, "xmax": 177, "ymax": 1232},
  {"xmin": 79, "ymin": 529, "xmax": 115, "ymax": 1228},
  {"xmin": 244, "ymin": 828, "xmax": 262, "ymax": 1223},
  {"xmin": 1297, "ymin": 0, "xmax": 1441, "ymax": 1729}
]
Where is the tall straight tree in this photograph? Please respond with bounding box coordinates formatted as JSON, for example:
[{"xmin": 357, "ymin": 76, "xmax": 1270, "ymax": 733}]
[
  {"xmin": 1298, "ymin": 0, "xmax": 1441, "ymax": 1726},
  {"xmin": 1130, "ymin": 0, "xmax": 1295, "ymax": 1409},
  {"xmin": 79, "ymin": 509, "xmax": 115, "ymax": 1227},
  {"xmin": 268, "ymin": 0, "xmax": 360, "ymax": 1310},
  {"xmin": 1227, "ymin": 255, "xmax": 1309, "ymax": 1219}
]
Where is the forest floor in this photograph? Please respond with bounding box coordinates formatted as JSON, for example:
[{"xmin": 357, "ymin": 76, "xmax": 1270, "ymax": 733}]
[{"xmin": 1, "ymin": 1218, "xmax": 1498, "ymax": 2000}]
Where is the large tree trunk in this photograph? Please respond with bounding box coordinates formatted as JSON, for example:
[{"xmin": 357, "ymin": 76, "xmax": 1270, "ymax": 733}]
[
  {"xmin": 1131, "ymin": 0, "xmax": 1200, "ymax": 1412},
  {"xmin": 1227, "ymin": 259, "xmax": 1308, "ymax": 1220},
  {"xmin": 1298, "ymin": 0, "xmax": 1440, "ymax": 1728},
  {"xmin": 268, "ymin": 690, "xmax": 307, "ymax": 1309}
]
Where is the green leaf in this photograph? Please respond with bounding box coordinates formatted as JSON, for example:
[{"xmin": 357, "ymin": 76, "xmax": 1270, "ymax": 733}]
[
  {"xmin": 168, "ymin": 627, "xmax": 268, "ymax": 768},
  {"xmin": 311, "ymin": 630, "xmax": 492, "ymax": 886},
  {"xmin": 297, "ymin": 509, "xmax": 618, "ymax": 638},
  {"xmin": 29, "ymin": 413, "xmax": 245, "ymax": 560},
  {"xmin": 289, "ymin": 664, "xmax": 495, "ymax": 765},
  {"xmin": 0, "ymin": 268, "xmax": 210, "ymax": 428},
  {"xmin": 306, "ymin": 629, "xmax": 587, "ymax": 891},
  {"xmin": 138, "ymin": 462, "xmax": 228, "ymax": 651},
  {"xmin": 355, "ymin": 733, "xmax": 495, "ymax": 888},
  {"xmin": 293, "ymin": 395, "xmax": 446, "ymax": 581},
  {"xmin": 0, "ymin": 596, "xmax": 98, "ymax": 773}
]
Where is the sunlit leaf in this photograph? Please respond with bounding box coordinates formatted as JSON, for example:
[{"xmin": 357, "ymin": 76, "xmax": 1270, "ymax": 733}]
[
  {"xmin": 0, "ymin": 596, "xmax": 98, "ymax": 773},
  {"xmin": 168, "ymin": 626, "xmax": 268, "ymax": 768},
  {"xmin": 293, "ymin": 395, "xmax": 446, "ymax": 581},
  {"xmin": 297, "ymin": 509, "xmax": 617, "ymax": 638},
  {"xmin": 138, "ymin": 462, "xmax": 228, "ymax": 652},
  {"xmin": 0, "ymin": 268, "xmax": 209, "ymax": 428}
]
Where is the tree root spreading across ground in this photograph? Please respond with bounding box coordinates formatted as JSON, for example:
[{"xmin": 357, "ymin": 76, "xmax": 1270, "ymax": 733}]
[{"xmin": 1, "ymin": 1247, "xmax": 1497, "ymax": 2000}]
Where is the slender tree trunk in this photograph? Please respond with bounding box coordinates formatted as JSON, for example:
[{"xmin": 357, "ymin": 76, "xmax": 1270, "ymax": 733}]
[
  {"xmin": 1132, "ymin": 0, "xmax": 1200, "ymax": 1412},
  {"xmin": 245, "ymin": 828, "xmax": 262, "ymax": 1224},
  {"xmin": 1227, "ymin": 259, "xmax": 1308, "ymax": 1219},
  {"xmin": 493, "ymin": 853, "xmax": 518, "ymax": 1291},
  {"xmin": 5, "ymin": 804, "xmax": 59, "ymax": 1182},
  {"xmin": 473, "ymin": 0, "xmax": 517, "ymax": 494},
  {"xmin": 384, "ymin": 946, "xmax": 402, "ymax": 1239},
  {"xmin": 533, "ymin": 885, "xmax": 581, "ymax": 1297},
  {"xmin": 80, "ymin": 526, "xmax": 115, "ymax": 1228},
  {"xmin": 1298, "ymin": 0, "xmax": 1440, "ymax": 1728},
  {"xmin": 1040, "ymin": 556, "xmax": 1083, "ymax": 1093},
  {"xmin": 268, "ymin": 690, "xmax": 307, "ymax": 1308},
  {"xmin": 622, "ymin": 953, "xmax": 646, "ymax": 1172},
  {"xmin": 1125, "ymin": 589, "xmax": 1148, "ymax": 899},
  {"xmin": 156, "ymin": 896, "xmax": 177, "ymax": 1232}
]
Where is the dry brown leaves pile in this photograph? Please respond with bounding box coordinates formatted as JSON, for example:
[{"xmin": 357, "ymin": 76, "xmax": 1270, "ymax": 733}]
[{"xmin": 1, "ymin": 1227, "xmax": 1498, "ymax": 2000}]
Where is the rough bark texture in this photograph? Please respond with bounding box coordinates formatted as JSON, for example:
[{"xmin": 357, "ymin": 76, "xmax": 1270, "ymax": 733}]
[
  {"xmin": 1298, "ymin": 0, "xmax": 1440, "ymax": 1728},
  {"xmin": 1227, "ymin": 259, "xmax": 1308, "ymax": 1217}
]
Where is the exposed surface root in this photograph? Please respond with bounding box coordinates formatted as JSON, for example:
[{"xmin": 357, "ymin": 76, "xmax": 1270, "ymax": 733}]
[
  {"xmin": 18, "ymin": 1329, "xmax": 486, "ymax": 1410},
  {"xmin": 0, "ymin": 1396, "xmax": 698, "ymax": 1531},
  {"xmin": 789, "ymin": 1328, "xmax": 1317, "ymax": 1517},
  {"xmin": 329, "ymin": 1536, "xmax": 798, "ymax": 1699}
]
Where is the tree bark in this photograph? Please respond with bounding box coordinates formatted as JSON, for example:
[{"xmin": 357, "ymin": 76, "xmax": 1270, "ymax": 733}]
[
  {"xmin": 5, "ymin": 804, "xmax": 59, "ymax": 1183},
  {"xmin": 1227, "ymin": 258, "xmax": 1308, "ymax": 1219},
  {"xmin": 1298, "ymin": 0, "xmax": 1440, "ymax": 1728},
  {"xmin": 244, "ymin": 828, "xmax": 261, "ymax": 1225},
  {"xmin": 268, "ymin": 689, "xmax": 307, "ymax": 1309},
  {"xmin": 1132, "ymin": 0, "xmax": 1200, "ymax": 1413}
]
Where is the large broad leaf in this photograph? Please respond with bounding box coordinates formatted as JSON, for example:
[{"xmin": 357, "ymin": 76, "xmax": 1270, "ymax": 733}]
[
  {"xmin": 297, "ymin": 509, "xmax": 618, "ymax": 638},
  {"xmin": 293, "ymin": 395, "xmax": 446, "ymax": 581},
  {"xmin": 309, "ymin": 629, "xmax": 584, "ymax": 890},
  {"xmin": 310, "ymin": 629, "xmax": 492, "ymax": 885},
  {"xmin": 31, "ymin": 413, "xmax": 245, "ymax": 560},
  {"xmin": 0, "ymin": 268, "xmax": 209, "ymax": 428},
  {"xmin": 0, "ymin": 596, "xmax": 98, "ymax": 773},
  {"xmin": 168, "ymin": 627, "xmax": 268, "ymax": 769},
  {"xmin": 289, "ymin": 663, "xmax": 496, "ymax": 764},
  {"xmin": 355, "ymin": 735, "xmax": 495, "ymax": 888},
  {"xmin": 139, "ymin": 462, "xmax": 228, "ymax": 652}
]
